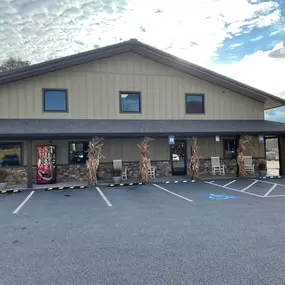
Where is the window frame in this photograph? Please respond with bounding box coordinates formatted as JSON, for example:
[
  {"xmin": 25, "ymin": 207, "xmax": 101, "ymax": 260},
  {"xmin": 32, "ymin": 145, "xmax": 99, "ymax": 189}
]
[
  {"xmin": 185, "ymin": 93, "xmax": 205, "ymax": 115},
  {"xmin": 119, "ymin": 91, "xmax": 141, "ymax": 114},
  {"xmin": 42, "ymin": 88, "xmax": 69, "ymax": 113},
  {"xmin": 223, "ymin": 137, "xmax": 238, "ymax": 159},
  {"xmin": 68, "ymin": 141, "xmax": 89, "ymax": 164},
  {"xmin": 0, "ymin": 142, "xmax": 23, "ymax": 167}
]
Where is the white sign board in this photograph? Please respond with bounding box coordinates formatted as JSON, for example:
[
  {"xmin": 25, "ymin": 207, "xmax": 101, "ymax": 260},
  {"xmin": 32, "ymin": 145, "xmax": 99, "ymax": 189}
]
[{"xmin": 169, "ymin": 136, "xmax": 175, "ymax": 145}]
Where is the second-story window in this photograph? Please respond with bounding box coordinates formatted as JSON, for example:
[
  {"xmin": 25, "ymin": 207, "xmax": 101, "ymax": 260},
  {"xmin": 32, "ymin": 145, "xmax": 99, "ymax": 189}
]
[
  {"xmin": 120, "ymin": 91, "xmax": 141, "ymax": 113},
  {"xmin": 43, "ymin": 89, "xmax": 68, "ymax": 112},
  {"xmin": 185, "ymin": 94, "xmax": 205, "ymax": 114}
]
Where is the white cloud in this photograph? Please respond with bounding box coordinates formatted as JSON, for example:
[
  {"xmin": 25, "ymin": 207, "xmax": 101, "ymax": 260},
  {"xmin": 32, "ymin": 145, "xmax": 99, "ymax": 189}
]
[
  {"xmin": 249, "ymin": 35, "xmax": 263, "ymax": 42},
  {"xmin": 0, "ymin": 0, "xmax": 282, "ymax": 65},
  {"xmin": 213, "ymin": 42, "xmax": 285, "ymax": 97},
  {"xmin": 269, "ymin": 44, "xmax": 285, "ymax": 58},
  {"xmin": 228, "ymin": 43, "xmax": 244, "ymax": 49}
]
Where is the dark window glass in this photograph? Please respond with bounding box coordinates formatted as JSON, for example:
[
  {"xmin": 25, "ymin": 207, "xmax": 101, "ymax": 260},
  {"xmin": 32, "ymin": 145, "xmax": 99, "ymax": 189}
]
[
  {"xmin": 120, "ymin": 92, "xmax": 141, "ymax": 113},
  {"xmin": 43, "ymin": 89, "xmax": 68, "ymax": 112},
  {"xmin": 69, "ymin": 142, "xmax": 89, "ymax": 164},
  {"xmin": 186, "ymin": 94, "xmax": 204, "ymax": 114},
  {"xmin": 223, "ymin": 139, "xmax": 237, "ymax": 158},
  {"xmin": 0, "ymin": 144, "xmax": 21, "ymax": 166}
]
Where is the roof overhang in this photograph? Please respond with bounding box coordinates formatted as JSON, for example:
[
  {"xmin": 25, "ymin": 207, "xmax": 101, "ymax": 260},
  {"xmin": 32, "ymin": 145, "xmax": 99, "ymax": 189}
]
[{"xmin": 1, "ymin": 119, "xmax": 285, "ymax": 140}]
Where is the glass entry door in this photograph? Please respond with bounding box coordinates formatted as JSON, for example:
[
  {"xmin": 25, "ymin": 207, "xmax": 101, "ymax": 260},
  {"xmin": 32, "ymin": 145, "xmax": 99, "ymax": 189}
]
[
  {"xmin": 265, "ymin": 136, "xmax": 280, "ymax": 176},
  {"xmin": 171, "ymin": 140, "xmax": 187, "ymax": 175}
]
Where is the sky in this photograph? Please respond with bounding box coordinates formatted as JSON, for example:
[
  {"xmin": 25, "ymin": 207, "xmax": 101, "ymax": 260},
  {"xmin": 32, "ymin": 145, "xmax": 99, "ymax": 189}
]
[{"xmin": 0, "ymin": 0, "xmax": 285, "ymax": 121}]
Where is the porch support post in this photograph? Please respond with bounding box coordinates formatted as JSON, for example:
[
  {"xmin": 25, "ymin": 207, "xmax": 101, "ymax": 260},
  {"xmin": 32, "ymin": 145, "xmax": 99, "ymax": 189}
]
[
  {"xmin": 27, "ymin": 140, "xmax": 33, "ymax": 189},
  {"xmin": 278, "ymin": 135, "xmax": 284, "ymax": 176},
  {"xmin": 236, "ymin": 135, "xmax": 240, "ymax": 177}
]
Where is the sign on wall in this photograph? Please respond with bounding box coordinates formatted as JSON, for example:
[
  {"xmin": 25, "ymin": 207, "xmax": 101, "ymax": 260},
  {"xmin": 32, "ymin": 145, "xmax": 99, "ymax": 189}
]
[
  {"xmin": 215, "ymin": 136, "xmax": 220, "ymax": 142},
  {"xmin": 169, "ymin": 136, "xmax": 175, "ymax": 145},
  {"xmin": 258, "ymin": 135, "xmax": 264, "ymax": 143}
]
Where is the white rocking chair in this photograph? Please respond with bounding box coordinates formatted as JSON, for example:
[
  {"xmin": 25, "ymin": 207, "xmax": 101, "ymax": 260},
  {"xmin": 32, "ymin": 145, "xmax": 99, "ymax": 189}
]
[
  {"xmin": 147, "ymin": 159, "xmax": 156, "ymax": 178},
  {"xmin": 113, "ymin": 159, "xmax": 128, "ymax": 180},
  {"xmin": 244, "ymin": 156, "xmax": 255, "ymax": 174},
  {"xmin": 211, "ymin": 157, "xmax": 225, "ymax": 175}
]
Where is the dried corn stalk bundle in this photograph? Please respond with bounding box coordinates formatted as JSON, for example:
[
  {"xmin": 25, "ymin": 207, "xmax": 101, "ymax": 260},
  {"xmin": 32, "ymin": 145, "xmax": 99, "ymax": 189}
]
[
  {"xmin": 237, "ymin": 135, "xmax": 253, "ymax": 177},
  {"xmin": 137, "ymin": 137, "xmax": 153, "ymax": 183},
  {"xmin": 188, "ymin": 137, "xmax": 199, "ymax": 180},
  {"xmin": 86, "ymin": 137, "xmax": 104, "ymax": 185}
]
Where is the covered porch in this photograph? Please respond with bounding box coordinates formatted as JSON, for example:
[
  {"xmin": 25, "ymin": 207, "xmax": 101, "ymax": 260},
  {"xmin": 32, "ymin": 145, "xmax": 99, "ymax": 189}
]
[{"xmin": 1, "ymin": 119, "xmax": 285, "ymax": 189}]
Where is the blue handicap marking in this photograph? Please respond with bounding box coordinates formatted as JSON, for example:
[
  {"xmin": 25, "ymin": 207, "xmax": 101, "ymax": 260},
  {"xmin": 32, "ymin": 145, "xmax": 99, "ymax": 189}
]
[{"xmin": 201, "ymin": 193, "xmax": 240, "ymax": 200}]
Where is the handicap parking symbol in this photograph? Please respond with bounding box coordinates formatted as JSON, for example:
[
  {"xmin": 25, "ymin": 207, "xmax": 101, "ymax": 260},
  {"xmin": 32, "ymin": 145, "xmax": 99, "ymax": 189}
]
[{"xmin": 201, "ymin": 193, "xmax": 240, "ymax": 200}]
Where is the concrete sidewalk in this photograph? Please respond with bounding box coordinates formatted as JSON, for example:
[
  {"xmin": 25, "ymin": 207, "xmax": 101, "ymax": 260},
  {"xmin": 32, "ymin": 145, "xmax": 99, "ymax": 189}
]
[{"xmin": 4, "ymin": 174, "xmax": 261, "ymax": 191}]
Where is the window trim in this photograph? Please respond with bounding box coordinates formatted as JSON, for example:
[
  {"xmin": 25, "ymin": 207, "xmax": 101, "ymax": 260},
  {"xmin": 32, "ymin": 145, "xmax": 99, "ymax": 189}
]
[
  {"xmin": 68, "ymin": 141, "xmax": 89, "ymax": 164},
  {"xmin": 42, "ymin": 88, "xmax": 69, "ymax": 113},
  {"xmin": 119, "ymin": 91, "xmax": 141, "ymax": 113},
  {"xmin": 223, "ymin": 137, "xmax": 238, "ymax": 159},
  {"xmin": 0, "ymin": 142, "xmax": 23, "ymax": 167},
  {"xmin": 185, "ymin": 93, "xmax": 205, "ymax": 115}
]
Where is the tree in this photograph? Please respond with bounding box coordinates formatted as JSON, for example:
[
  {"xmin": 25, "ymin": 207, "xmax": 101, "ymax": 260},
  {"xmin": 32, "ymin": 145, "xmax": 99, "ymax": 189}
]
[{"xmin": 0, "ymin": 57, "xmax": 30, "ymax": 72}]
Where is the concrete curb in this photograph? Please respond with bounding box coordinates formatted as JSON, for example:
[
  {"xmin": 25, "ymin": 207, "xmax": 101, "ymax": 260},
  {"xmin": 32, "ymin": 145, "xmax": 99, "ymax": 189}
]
[
  {"xmin": 0, "ymin": 189, "xmax": 22, "ymax": 194},
  {"xmin": 108, "ymin": 182, "xmax": 145, "ymax": 187},
  {"xmin": 45, "ymin": 185, "xmax": 88, "ymax": 191},
  {"xmin": 162, "ymin": 180, "xmax": 196, "ymax": 184},
  {"xmin": 260, "ymin": 175, "xmax": 281, "ymax": 179}
]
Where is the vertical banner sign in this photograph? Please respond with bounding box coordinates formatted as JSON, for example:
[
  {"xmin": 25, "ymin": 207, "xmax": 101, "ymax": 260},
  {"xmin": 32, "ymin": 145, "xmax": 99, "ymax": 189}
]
[
  {"xmin": 258, "ymin": 135, "xmax": 264, "ymax": 143},
  {"xmin": 169, "ymin": 136, "xmax": 175, "ymax": 145},
  {"xmin": 215, "ymin": 136, "xmax": 220, "ymax": 142}
]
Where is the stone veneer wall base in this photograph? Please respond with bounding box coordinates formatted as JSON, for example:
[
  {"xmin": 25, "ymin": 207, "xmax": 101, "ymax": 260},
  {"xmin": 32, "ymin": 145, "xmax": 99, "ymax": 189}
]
[
  {"xmin": 4, "ymin": 161, "xmax": 172, "ymax": 185},
  {"xmin": 4, "ymin": 158, "xmax": 267, "ymax": 185}
]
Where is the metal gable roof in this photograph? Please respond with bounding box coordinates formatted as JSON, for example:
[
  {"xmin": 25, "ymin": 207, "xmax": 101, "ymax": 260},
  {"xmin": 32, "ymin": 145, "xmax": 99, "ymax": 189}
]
[{"xmin": 0, "ymin": 38, "xmax": 284, "ymax": 110}]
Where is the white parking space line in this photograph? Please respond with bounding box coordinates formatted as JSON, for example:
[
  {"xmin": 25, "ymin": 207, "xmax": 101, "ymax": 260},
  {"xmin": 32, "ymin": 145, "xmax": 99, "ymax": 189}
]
[
  {"xmin": 12, "ymin": 191, "xmax": 35, "ymax": 214},
  {"xmin": 96, "ymin": 187, "xmax": 112, "ymax": 207},
  {"xmin": 205, "ymin": 182, "xmax": 264, "ymax": 198},
  {"xmin": 223, "ymin": 180, "xmax": 236, "ymax": 187},
  {"xmin": 265, "ymin": 194, "xmax": 285, "ymax": 198},
  {"xmin": 240, "ymin": 180, "xmax": 259, "ymax": 192},
  {"xmin": 153, "ymin": 184, "xmax": 194, "ymax": 203},
  {"xmin": 264, "ymin": 184, "xmax": 278, "ymax": 197},
  {"xmin": 255, "ymin": 179, "xmax": 285, "ymax": 188}
]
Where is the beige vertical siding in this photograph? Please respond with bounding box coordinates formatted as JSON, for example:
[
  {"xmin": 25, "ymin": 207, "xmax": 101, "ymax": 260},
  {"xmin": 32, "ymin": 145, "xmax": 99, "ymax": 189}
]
[
  {"xmin": 188, "ymin": 137, "xmax": 265, "ymax": 159},
  {"xmin": 1, "ymin": 136, "xmax": 264, "ymax": 166},
  {"xmin": 101, "ymin": 138, "xmax": 169, "ymax": 162},
  {"xmin": 24, "ymin": 140, "xmax": 68, "ymax": 165},
  {"xmin": 0, "ymin": 52, "xmax": 264, "ymax": 120}
]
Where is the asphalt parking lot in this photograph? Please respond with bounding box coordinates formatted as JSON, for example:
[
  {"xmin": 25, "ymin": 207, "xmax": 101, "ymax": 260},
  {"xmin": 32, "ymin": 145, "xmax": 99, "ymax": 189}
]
[{"xmin": 1, "ymin": 179, "xmax": 285, "ymax": 285}]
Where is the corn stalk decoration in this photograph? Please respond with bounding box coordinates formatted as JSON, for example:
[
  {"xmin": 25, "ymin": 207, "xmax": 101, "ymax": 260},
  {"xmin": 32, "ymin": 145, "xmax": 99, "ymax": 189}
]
[
  {"xmin": 237, "ymin": 135, "xmax": 253, "ymax": 177},
  {"xmin": 86, "ymin": 137, "xmax": 104, "ymax": 186},
  {"xmin": 188, "ymin": 137, "xmax": 199, "ymax": 180},
  {"xmin": 137, "ymin": 137, "xmax": 153, "ymax": 183}
]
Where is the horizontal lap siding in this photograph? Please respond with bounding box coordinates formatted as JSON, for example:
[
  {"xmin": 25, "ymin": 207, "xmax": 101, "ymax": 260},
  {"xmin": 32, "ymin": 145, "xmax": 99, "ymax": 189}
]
[{"xmin": 0, "ymin": 53, "xmax": 264, "ymax": 120}]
